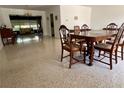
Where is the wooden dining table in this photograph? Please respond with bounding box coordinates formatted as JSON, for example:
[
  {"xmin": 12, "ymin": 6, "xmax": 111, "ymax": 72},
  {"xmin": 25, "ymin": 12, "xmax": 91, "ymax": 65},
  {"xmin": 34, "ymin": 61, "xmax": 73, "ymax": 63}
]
[{"xmin": 70, "ymin": 30, "xmax": 117, "ymax": 66}]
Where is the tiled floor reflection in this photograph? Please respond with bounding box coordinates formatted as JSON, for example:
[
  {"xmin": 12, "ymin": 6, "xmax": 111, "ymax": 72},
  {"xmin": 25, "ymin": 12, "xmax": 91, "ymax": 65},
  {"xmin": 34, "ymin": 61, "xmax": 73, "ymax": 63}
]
[{"xmin": 16, "ymin": 34, "xmax": 42, "ymax": 44}]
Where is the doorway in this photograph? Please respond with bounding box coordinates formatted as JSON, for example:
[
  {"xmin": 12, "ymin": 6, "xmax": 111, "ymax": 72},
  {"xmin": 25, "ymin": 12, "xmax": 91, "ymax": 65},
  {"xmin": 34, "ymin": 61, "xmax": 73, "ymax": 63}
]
[
  {"xmin": 9, "ymin": 15, "xmax": 43, "ymax": 35},
  {"xmin": 9, "ymin": 15, "xmax": 43, "ymax": 44},
  {"xmin": 50, "ymin": 14, "xmax": 55, "ymax": 37}
]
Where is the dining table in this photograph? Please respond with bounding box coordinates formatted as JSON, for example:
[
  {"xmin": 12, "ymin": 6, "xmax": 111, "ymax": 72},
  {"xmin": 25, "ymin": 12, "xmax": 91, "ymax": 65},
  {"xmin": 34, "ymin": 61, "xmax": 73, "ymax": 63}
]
[{"xmin": 70, "ymin": 30, "xmax": 117, "ymax": 66}]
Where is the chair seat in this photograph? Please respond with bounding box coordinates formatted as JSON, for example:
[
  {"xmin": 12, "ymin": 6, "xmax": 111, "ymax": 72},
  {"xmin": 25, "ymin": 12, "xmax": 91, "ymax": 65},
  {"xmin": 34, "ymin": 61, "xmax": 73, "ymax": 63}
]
[
  {"xmin": 76, "ymin": 39, "xmax": 86, "ymax": 43},
  {"xmin": 94, "ymin": 43, "xmax": 112, "ymax": 51},
  {"xmin": 106, "ymin": 40, "xmax": 124, "ymax": 46},
  {"xmin": 0, "ymin": 28, "xmax": 16, "ymax": 46},
  {"xmin": 106, "ymin": 37, "xmax": 112, "ymax": 40},
  {"xmin": 106, "ymin": 41, "xmax": 113, "ymax": 44},
  {"xmin": 106, "ymin": 37, "xmax": 115, "ymax": 40},
  {"xmin": 63, "ymin": 43, "xmax": 85, "ymax": 52}
]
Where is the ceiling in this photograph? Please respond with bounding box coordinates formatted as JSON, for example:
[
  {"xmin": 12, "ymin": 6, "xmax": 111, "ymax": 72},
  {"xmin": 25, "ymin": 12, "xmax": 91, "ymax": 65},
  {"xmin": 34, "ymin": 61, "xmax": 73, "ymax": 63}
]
[
  {"xmin": 0, "ymin": 5, "xmax": 103, "ymax": 11},
  {"xmin": 0, "ymin": 5, "xmax": 97, "ymax": 10},
  {"xmin": 0, "ymin": 5, "xmax": 58, "ymax": 11},
  {"xmin": 1, "ymin": 5, "xmax": 121, "ymax": 11}
]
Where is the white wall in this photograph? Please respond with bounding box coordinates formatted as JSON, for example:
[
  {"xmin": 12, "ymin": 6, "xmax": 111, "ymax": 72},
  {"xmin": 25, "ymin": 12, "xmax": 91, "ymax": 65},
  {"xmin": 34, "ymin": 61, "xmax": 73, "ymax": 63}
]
[
  {"xmin": 0, "ymin": 8, "xmax": 48, "ymax": 36},
  {"xmin": 45, "ymin": 6, "xmax": 61, "ymax": 38},
  {"xmin": 91, "ymin": 5, "xmax": 124, "ymax": 30},
  {"xmin": 0, "ymin": 9, "xmax": 3, "ymax": 26},
  {"xmin": 60, "ymin": 5, "xmax": 91, "ymax": 29}
]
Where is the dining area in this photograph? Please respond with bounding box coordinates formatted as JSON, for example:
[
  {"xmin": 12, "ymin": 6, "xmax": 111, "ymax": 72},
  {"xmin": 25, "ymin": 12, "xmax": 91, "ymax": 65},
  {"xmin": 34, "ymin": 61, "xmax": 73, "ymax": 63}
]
[
  {"xmin": 59, "ymin": 23, "xmax": 124, "ymax": 70},
  {"xmin": 1, "ymin": 5, "xmax": 124, "ymax": 88}
]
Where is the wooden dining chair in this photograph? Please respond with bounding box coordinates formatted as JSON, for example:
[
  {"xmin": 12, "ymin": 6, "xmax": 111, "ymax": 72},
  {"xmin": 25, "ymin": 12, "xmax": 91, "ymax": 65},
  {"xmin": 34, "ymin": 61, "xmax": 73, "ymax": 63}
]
[
  {"xmin": 118, "ymin": 39, "xmax": 124, "ymax": 60},
  {"xmin": 74, "ymin": 25, "xmax": 80, "ymax": 35},
  {"xmin": 106, "ymin": 34, "xmax": 124, "ymax": 60},
  {"xmin": 74, "ymin": 25, "xmax": 83, "ymax": 41},
  {"xmin": 74, "ymin": 25, "xmax": 86, "ymax": 53},
  {"xmin": 105, "ymin": 23, "xmax": 124, "ymax": 60},
  {"xmin": 94, "ymin": 23, "xmax": 124, "ymax": 70},
  {"xmin": 59, "ymin": 25, "xmax": 86, "ymax": 68},
  {"xmin": 107, "ymin": 23, "xmax": 118, "ymax": 30},
  {"xmin": 103, "ymin": 23, "xmax": 118, "ymax": 41},
  {"xmin": 0, "ymin": 28, "xmax": 16, "ymax": 46},
  {"xmin": 81, "ymin": 24, "xmax": 92, "ymax": 55},
  {"xmin": 103, "ymin": 23, "xmax": 118, "ymax": 30},
  {"xmin": 81, "ymin": 24, "xmax": 91, "ymax": 31}
]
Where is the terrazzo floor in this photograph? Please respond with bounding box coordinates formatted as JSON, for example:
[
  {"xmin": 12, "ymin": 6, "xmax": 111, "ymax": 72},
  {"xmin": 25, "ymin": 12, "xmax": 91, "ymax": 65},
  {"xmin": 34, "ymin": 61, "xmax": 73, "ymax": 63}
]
[{"xmin": 0, "ymin": 36, "xmax": 124, "ymax": 88}]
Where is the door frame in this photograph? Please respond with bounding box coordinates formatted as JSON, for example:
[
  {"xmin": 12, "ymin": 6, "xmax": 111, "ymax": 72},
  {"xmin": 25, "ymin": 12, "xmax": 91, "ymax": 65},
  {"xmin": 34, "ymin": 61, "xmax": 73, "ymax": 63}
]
[{"xmin": 50, "ymin": 13, "xmax": 55, "ymax": 37}]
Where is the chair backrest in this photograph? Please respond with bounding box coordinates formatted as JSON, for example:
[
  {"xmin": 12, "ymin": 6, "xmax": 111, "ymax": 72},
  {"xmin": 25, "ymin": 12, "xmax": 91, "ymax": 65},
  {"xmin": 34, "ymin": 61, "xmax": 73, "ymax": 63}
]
[
  {"xmin": 81, "ymin": 24, "xmax": 89, "ymax": 29},
  {"xmin": 120, "ymin": 30, "xmax": 124, "ymax": 44},
  {"xmin": 74, "ymin": 25, "xmax": 80, "ymax": 35},
  {"xmin": 81, "ymin": 24, "xmax": 91, "ymax": 31},
  {"xmin": 106, "ymin": 23, "xmax": 118, "ymax": 30},
  {"xmin": 59, "ymin": 25, "xmax": 70, "ymax": 45},
  {"xmin": 0, "ymin": 28, "xmax": 13, "ymax": 38},
  {"xmin": 111, "ymin": 23, "xmax": 124, "ymax": 50}
]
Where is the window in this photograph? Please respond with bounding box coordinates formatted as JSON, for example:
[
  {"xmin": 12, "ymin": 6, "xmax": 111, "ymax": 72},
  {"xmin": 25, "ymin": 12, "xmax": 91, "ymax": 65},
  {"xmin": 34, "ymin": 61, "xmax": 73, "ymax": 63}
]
[
  {"xmin": 9, "ymin": 15, "xmax": 42, "ymax": 34},
  {"xmin": 11, "ymin": 20, "xmax": 38, "ymax": 31}
]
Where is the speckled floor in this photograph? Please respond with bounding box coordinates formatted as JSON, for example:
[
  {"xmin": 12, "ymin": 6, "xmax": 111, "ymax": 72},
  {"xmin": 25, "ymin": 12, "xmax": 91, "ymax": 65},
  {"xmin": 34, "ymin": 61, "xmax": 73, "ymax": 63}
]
[{"xmin": 0, "ymin": 37, "xmax": 124, "ymax": 88}]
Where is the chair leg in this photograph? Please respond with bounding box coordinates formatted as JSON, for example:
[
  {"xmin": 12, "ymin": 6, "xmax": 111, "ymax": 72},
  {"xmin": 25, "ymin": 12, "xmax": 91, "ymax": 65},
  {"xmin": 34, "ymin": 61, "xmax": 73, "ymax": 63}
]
[
  {"xmin": 104, "ymin": 51, "xmax": 106, "ymax": 55},
  {"xmin": 86, "ymin": 42, "xmax": 89, "ymax": 56},
  {"xmin": 1, "ymin": 38, "xmax": 5, "ymax": 46},
  {"xmin": 69, "ymin": 52, "xmax": 73, "ymax": 68},
  {"xmin": 98, "ymin": 50, "xmax": 101, "ymax": 57},
  {"xmin": 80, "ymin": 50, "xmax": 82, "ymax": 54},
  {"xmin": 7, "ymin": 38, "xmax": 9, "ymax": 45},
  {"xmin": 12, "ymin": 37, "xmax": 15, "ymax": 44},
  {"xmin": 121, "ymin": 46, "xmax": 123, "ymax": 60},
  {"xmin": 110, "ymin": 53, "xmax": 112, "ymax": 70},
  {"xmin": 83, "ymin": 49, "xmax": 86, "ymax": 64},
  {"xmin": 61, "ymin": 49, "xmax": 64, "ymax": 62},
  {"xmin": 115, "ymin": 50, "xmax": 118, "ymax": 64},
  {"xmin": 80, "ymin": 42, "xmax": 82, "ymax": 54}
]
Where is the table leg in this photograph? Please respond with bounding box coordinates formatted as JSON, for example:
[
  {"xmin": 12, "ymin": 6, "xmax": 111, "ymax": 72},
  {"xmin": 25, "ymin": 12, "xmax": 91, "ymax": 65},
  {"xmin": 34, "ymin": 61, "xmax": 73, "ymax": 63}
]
[
  {"xmin": 88, "ymin": 42, "xmax": 94, "ymax": 66},
  {"xmin": 86, "ymin": 42, "xmax": 90, "ymax": 56}
]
